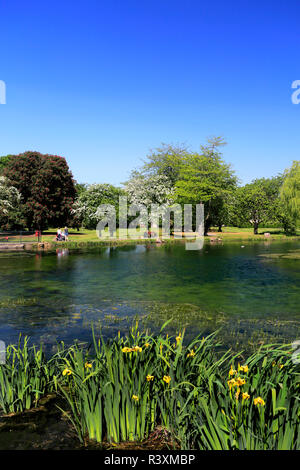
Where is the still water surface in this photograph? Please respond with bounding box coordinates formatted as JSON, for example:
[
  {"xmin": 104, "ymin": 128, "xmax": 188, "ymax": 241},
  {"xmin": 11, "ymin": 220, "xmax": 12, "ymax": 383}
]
[{"xmin": 0, "ymin": 241, "xmax": 299, "ymax": 351}]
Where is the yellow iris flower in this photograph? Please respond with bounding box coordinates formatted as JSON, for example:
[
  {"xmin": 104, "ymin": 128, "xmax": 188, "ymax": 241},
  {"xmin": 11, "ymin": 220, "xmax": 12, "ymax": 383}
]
[
  {"xmin": 236, "ymin": 377, "xmax": 246, "ymax": 386},
  {"xmin": 227, "ymin": 378, "xmax": 237, "ymax": 390},
  {"xmin": 242, "ymin": 392, "xmax": 250, "ymax": 400},
  {"xmin": 254, "ymin": 397, "xmax": 265, "ymax": 406},
  {"xmin": 187, "ymin": 349, "xmax": 196, "ymax": 358},
  {"xmin": 176, "ymin": 333, "xmax": 182, "ymax": 344}
]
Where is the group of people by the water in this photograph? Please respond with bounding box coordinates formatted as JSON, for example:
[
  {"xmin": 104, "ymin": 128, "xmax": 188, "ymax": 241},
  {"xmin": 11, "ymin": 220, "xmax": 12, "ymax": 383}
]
[{"xmin": 55, "ymin": 227, "xmax": 69, "ymax": 241}]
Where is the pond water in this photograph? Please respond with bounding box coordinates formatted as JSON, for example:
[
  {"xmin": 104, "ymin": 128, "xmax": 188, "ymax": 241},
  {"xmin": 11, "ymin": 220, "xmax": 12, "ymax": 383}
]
[{"xmin": 0, "ymin": 241, "xmax": 300, "ymax": 352}]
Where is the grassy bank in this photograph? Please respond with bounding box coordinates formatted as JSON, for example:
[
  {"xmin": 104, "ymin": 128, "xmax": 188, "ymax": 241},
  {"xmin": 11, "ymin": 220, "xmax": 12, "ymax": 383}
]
[
  {"xmin": 44, "ymin": 226, "xmax": 300, "ymax": 242},
  {"xmin": 2, "ymin": 227, "xmax": 299, "ymax": 250},
  {"xmin": 0, "ymin": 327, "xmax": 299, "ymax": 450},
  {"xmin": 13, "ymin": 226, "xmax": 297, "ymax": 250},
  {"xmin": 209, "ymin": 226, "xmax": 300, "ymax": 242}
]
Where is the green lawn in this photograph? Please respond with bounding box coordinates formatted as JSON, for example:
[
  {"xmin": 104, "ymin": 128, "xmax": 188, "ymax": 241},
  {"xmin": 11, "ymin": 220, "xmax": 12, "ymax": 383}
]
[{"xmin": 40, "ymin": 226, "xmax": 300, "ymax": 245}]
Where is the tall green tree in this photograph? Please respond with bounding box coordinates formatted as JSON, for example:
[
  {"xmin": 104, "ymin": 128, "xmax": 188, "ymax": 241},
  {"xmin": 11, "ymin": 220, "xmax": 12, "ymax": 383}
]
[
  {"xmin": 280, "ymin": 161, "xmax": 300, "ymax": 227},
  {"xmin": 264, "ymin": 172, "xmax": 297, "ymax": 235},
  {"xmin": 175, "ymin": 140, "xmax": 237, "ymax": 234},
  {"xmin": 141, "ymin": 143, "xmax": 188, "ymax": 186},
  {"xmin": 233, "ymin": 178, "xmax": 281, "ymax": 234}
]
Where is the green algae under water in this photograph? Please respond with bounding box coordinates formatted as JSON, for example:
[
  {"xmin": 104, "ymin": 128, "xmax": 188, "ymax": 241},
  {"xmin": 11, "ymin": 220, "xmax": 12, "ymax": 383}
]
[{"xmin": 0, "ymin": 241, "xmax": 300, "ymax": 352}]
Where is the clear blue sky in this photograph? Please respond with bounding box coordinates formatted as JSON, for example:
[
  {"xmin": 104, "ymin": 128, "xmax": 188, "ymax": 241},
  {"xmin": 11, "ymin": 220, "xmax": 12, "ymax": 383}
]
[{"xmin": 0, "ymin": 0, "xmax": 299, "ymax": 186}]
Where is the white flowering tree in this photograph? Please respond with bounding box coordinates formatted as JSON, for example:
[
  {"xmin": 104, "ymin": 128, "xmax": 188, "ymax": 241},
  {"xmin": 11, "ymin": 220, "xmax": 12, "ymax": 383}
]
[
  {"xmin": 71, "ymin": 183, "xmax": 124, "ymax": 229},
  {"xmin": 0, "ymin": 176, "xmax": 22, "ymax": 229},
  {"xmin": 124, "ymin": 172, "xmax": 175, "ymax": 229},
  {"xmin": 125, "ymin": 172, "xmax": 174, "ymax": 206}
]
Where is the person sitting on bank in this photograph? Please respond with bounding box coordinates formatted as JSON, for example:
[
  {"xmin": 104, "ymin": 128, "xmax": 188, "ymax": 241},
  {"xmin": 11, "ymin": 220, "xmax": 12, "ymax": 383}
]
[
  {"xmin": 63, "ymin": 226, "xmax": 69, "ymax": 241},
  {"xmin": 56, "ymin": 228, "xmax": 65, "ymax": 241}
]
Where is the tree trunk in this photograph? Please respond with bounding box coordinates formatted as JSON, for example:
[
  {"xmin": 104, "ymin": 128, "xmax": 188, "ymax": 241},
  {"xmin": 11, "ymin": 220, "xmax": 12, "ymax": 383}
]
[
  {"xmin": 218, "ymin": 225, "xmax": 222, "ymax": 232},
  {"xmin": 253, "ymin": 222, "xmax": 259, "ymax": 234},
  {"xmin": 204, "ymin": 219, "xmax": 211, "ymax": 236}
]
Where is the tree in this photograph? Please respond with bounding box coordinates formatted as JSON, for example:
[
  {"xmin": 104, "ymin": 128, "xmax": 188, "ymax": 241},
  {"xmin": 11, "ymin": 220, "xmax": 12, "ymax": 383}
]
[
  {"xmin": 0, "ymin": 155, "xmax": 13, "ymax": 175},
  {"xmin": 175, "ymin": 141, "xmax": 237, "ymax": 235},
  {"xmin": 230, "ymin": 172, "xmax": 299, "ymax": 235},
  {"xmin": 233, "ymin": 178, "xmax": 280, "ymax": 234},
  {"xmin": 136, "ymin": 137, "xmax": 237, "ymax": 234},
  {"xmin": 264, "ymin": 173, "xmax": 296, "ymax": 235},
  {"xmin": 210, "ymin": 196, "xmax": 231, "ymax": 232},
  {"xmin": 72, "ymin": 183, "xmax": 124, "ymax": 229},
  {"xmin": 124, "ymin": 172, "xmax": 175, "ymax": 228},
  {"xmin": 275, "ymin": 200, "xmax": 297, "ymax": 235},
  {"xmin": 75, "ymin": 183, "xmax": 88, "ymax": 197},
  {"xmin": 125, "ymin": 172, "xmax": 175, "ymax": 207},
  {"xmin": 3, "ymin": 151, "xmax": 76, "ymax": 230},
  {"xmin": 280, "ymin": 161, "xmax": 300, "ymax": 227},
  {"xmin": 141, "ymin": 143, "xmax": 188, "ymax": 186},
  {"xmin": 0, "ymin": 176, "xmax": 23, "ymax": 229},
  {"xmin": 67, "ymin": 183, "xmax": 89, "ymax": 230}
]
